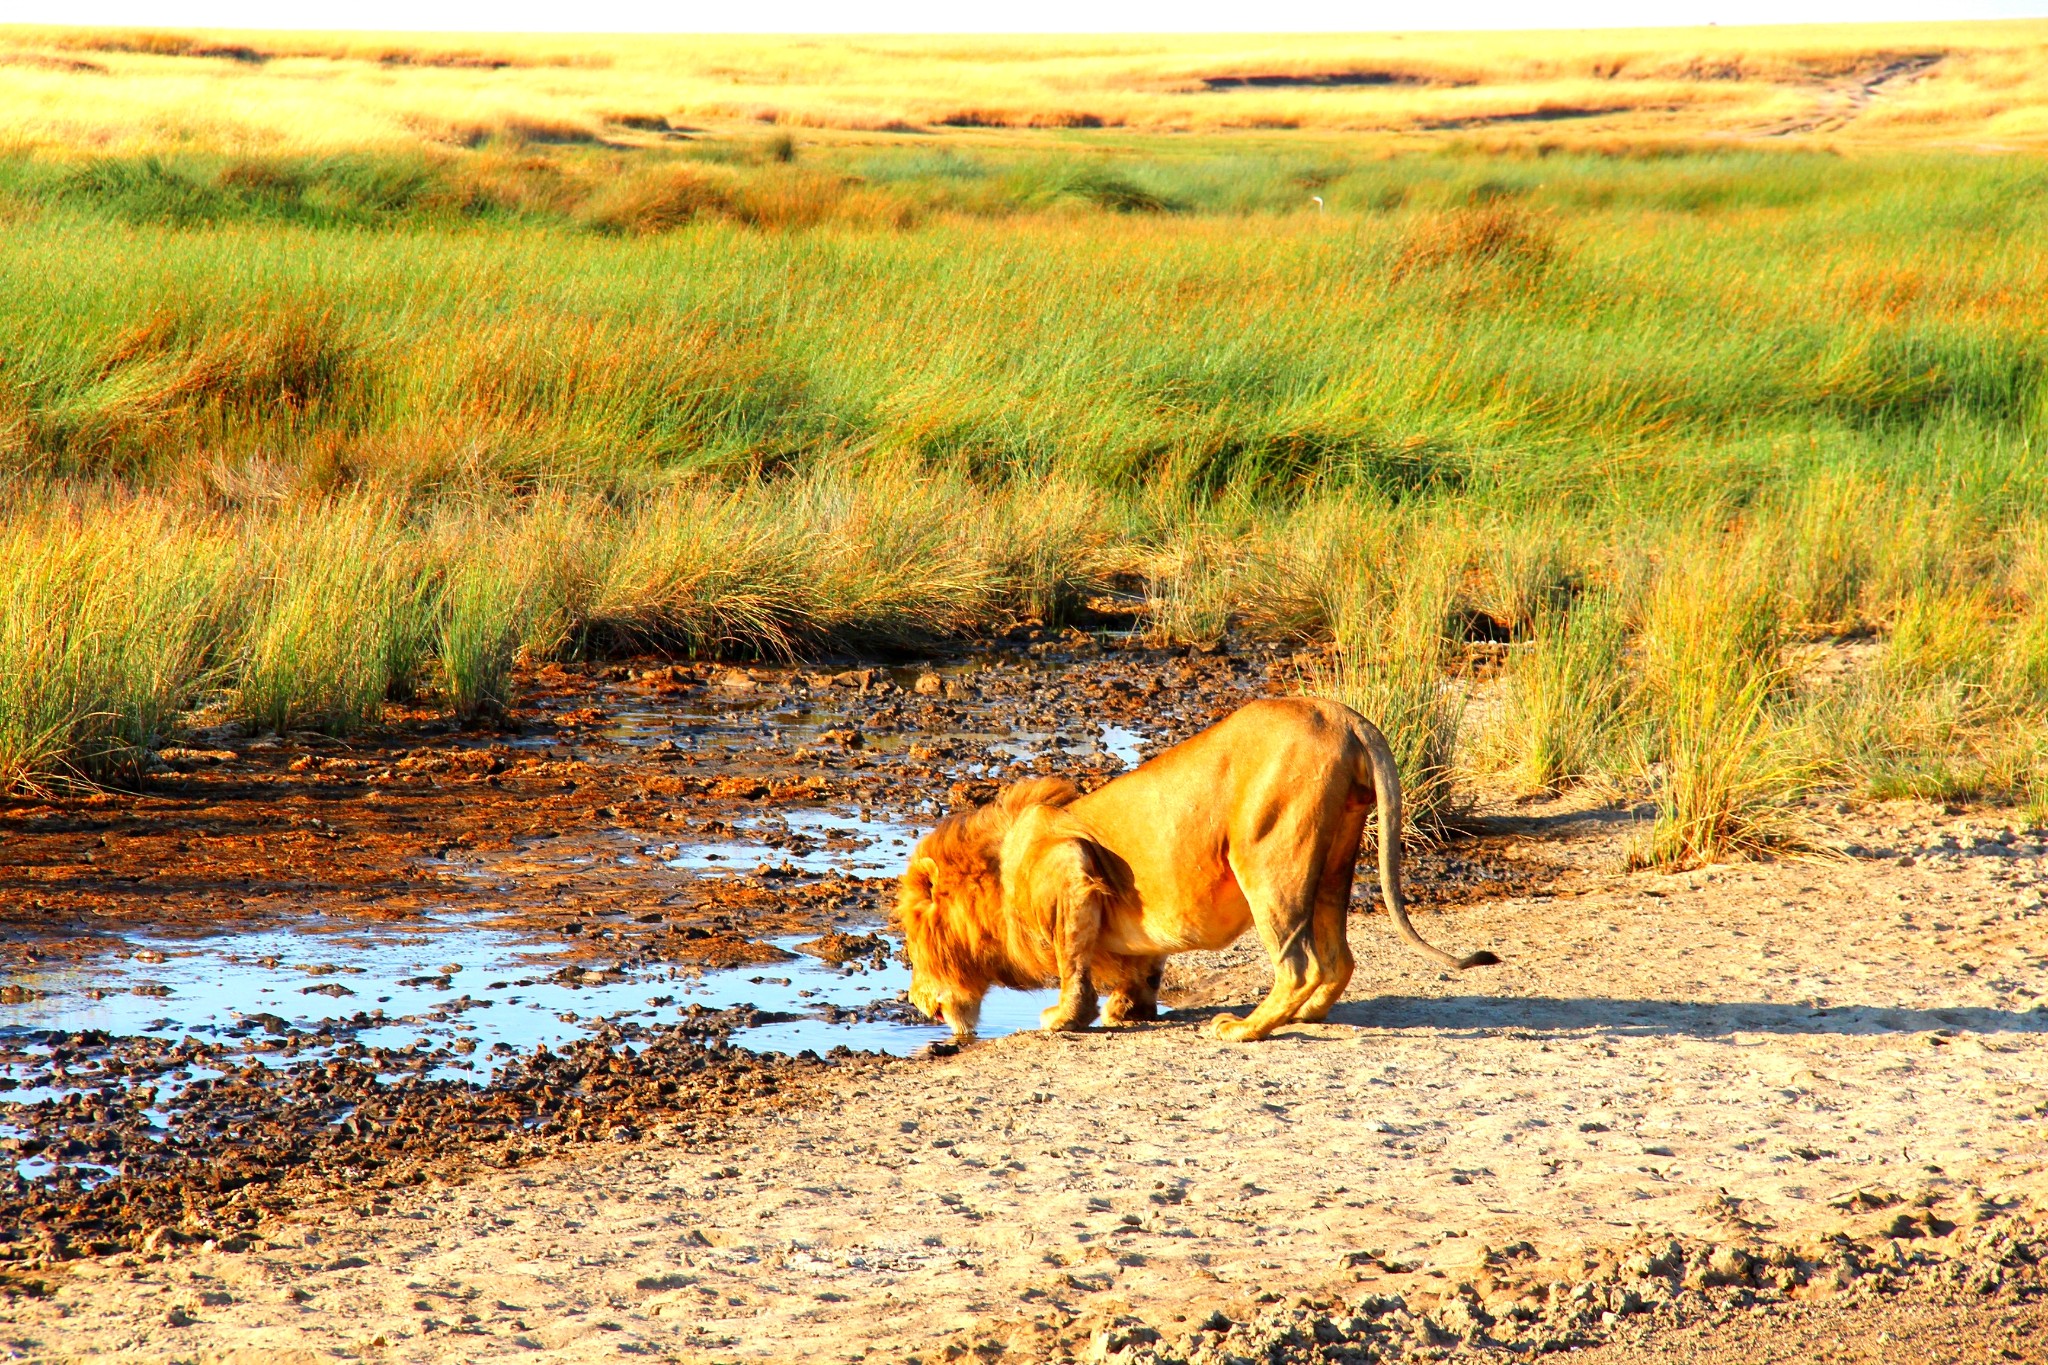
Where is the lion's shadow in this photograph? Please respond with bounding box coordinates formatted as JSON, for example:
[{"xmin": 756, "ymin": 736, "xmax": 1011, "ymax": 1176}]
[{"xmin": 1165, "ymin": 995, "xmax": 2047, "ymax": 1039}]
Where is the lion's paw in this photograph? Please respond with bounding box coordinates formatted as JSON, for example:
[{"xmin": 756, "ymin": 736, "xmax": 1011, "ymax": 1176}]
[{"xmin": 1208, "ymin": 1013, "xmax": 1258, "ymax": 1042}]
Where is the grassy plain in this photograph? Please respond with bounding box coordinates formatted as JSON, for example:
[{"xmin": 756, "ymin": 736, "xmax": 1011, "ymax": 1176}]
[
  {"xmin": 3, "ymin": 23, "xmax": 2047, "ymax": 862},
  {"xmin": 5, "ymin": 22, "xmax": 2048, "ymax": 148}
]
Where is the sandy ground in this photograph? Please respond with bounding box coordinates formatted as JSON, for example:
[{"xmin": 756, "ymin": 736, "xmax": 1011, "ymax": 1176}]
[{"xmin": 7, "ymin": 789, "xmax": 2045, "ymax": 1363}]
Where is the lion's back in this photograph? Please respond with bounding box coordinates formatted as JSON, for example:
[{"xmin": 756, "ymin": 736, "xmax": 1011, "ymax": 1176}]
[{"xmin": 1105, "ymin": 694, "xmax": 1365, "ymax": 794}]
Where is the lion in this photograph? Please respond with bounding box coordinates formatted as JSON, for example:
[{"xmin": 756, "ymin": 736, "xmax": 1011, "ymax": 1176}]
[{"xmin": 894, "ymin": 696, "xmax": 1499, "ymax": 1043}]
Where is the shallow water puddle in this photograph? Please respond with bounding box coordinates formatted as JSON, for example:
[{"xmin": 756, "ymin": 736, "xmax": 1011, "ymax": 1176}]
[
  {"xmin": 0, "ymin": 926, "xmax": 1052, "ymax": 1066},
  {"xmin": 0, "ymin": 917, "xmax": 1057, "ymax": 1182},
  {"xmin": 596, "ymin": 657, "xmax": 1154, "ymax": 773},
  {"xmin": 0, "ymin": 920, "xmax": 1054, "ymax": 1098},
  {"xmin": 0, "ymin": 651, "xmax": 1169, "ymax": 1186},
  {"xmin": 1099, "ymin": 724, "xmax": 1147, "ymax": 768}
]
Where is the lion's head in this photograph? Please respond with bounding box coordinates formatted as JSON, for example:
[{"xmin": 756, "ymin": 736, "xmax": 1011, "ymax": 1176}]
[{"xmin": 895, "ymin": 776, "xmax": 1080, "ymax": 1037}]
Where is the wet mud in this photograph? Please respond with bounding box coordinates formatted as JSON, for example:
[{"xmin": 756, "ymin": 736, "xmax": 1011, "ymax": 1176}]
[{"xmin": 0, "ymin": 634, "xmax": 1553, "ymax": 1268}]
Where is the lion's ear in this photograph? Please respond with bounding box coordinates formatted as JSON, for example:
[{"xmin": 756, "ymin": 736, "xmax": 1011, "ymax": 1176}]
[
  {"xmin": 895, "ymin": 855, "xmax": 940, "ymax": 931},
  {"xmin": 905, "ymin": 856, "xmax": 939, "ymax": 897}
]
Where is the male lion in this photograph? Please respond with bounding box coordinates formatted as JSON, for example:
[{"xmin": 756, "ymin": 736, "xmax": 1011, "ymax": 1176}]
[{"xmin": 895, "ymin": 696, "xmax": 1499, "ymax": 1043}]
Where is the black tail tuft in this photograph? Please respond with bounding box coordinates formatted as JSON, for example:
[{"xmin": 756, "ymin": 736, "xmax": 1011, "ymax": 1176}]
[{"xmin": 1456, "ymin": 950, "xmax": 1502, "ymax": 969}]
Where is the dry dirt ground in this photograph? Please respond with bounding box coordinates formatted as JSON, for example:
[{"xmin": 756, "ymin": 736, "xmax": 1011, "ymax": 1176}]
[{"xmin": 5, "ymin": 784, "xmax": 2046, "ymax": 1364}]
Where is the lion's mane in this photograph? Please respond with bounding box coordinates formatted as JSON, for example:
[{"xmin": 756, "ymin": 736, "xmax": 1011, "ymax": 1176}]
[{"xmin": 894, "ymin": 776, "xmax": 1080, "ymax": 1000}]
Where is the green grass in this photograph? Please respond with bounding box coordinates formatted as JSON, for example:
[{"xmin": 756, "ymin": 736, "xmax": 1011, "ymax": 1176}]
[
  {"xmin": 0, "ymin": 496, "xmax": 229, "ymax": 788},
  {"xmin": 2, "ymin": 138, "xmax": 2048, "ymax": 840},
  {"xmin": 1309, "ymin": 541, "xmax": 1465, "ymax": 836},
  {"xmin": 1498, "ymin": 589, "xmax": 1633, "ymax": 794},
  {"xmin": 235, "ymin": 500, "xmax": 435, "ymax": 736},
  {"xmin": 4, "ymin": 146, "xmax": 2044, "ymax": 493},
  {"xmin": 439, "ymin": 519, "xmax": 531, "ymax": 723},
  {"xmin": 1631, "ymin": 533, "xmax": 1813, "ymax": 866}
]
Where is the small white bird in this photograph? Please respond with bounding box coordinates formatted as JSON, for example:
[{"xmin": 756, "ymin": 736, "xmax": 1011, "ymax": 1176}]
[{"xmin": 1312, "ymin": 195, "xmax": 1325, "ymax": 212}]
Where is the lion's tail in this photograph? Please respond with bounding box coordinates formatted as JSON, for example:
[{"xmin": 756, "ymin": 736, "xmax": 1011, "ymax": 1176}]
[{"xmin": 1352, "ymin": 714, "xmax": 1500, "ymax": 972}]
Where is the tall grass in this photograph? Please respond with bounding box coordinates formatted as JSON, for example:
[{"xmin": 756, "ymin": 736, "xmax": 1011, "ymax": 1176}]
[
  {"xmin": 0, "ymin": 140, "xmax": 2046, "ymax": 846},
  {"xmin": 0, "ymin": 501, "xmax": 228, "ymax": 789},
  {"xmin": 978, "ymin": 476, "xmax": 1118, "ymax": 626},
  {"xmin": 1498, "ymin": 590, "xmax": 1634, "ymax": 793},
  {"xmin": 1309, "ymin": 546, "xmax": 1465, "ymax": 836},
  {"xmin": 6, "ymin": 149, "xmax": 2045, "ymax": 493},
  {"xmin": 235, "ymin": 501, "xmax": 434, "ymax": 736},
  {"xmin": 1782, "ymin": 473, "xmax": 1876, "ymax": 633},
  {"xmin": 588, "ymin": 468, "xmax": 1005, "ymax": 655},
  {"xmin": 1633, "ymin": 538, "xmax": 1809, "ymax": 867},
  {"xmin": 439, "ymin": 529, "xmax": 531, "ymax": 723}
]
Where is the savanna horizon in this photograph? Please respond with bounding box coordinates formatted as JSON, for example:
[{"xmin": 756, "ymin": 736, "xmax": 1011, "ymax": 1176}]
[
  {"xmin": 3, "ymin": 23, "xmax": 2047, "ymax": 867},
  {"xmin": 5, "ymin": 21, "xmax": 2048, "ymax": 148}
]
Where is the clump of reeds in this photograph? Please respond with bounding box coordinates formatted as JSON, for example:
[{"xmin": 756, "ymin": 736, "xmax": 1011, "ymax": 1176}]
[
  {"xmin": 437, "ymin": 522, "xmax": 532, "ymax": 722},
  {"xmin": 235, "ymin": 500, "xmax": 434, "ymax": 735},
  {"xmin": 1391, "ymin": 202, "xmax": 1555, "ymax": 278},
  {"xmin": 1994, "ymin": 523, "xmax": 2048, "ymax": 707},
  {"xmin": 1499, "ymin": 589, "xmax": 1633, "ymax": 793},
  {"xmin": 1142, "ymin": 532, "xmax": 1248, "ymax": 647},
  {"xmin": 590, "ymin": 465, "xmax": 997, "ymax": 656},
  {"xmin": 726, "ymin": 169, "xmax": 851, "ymax": 231},
  {"xmin": 0, "ymin": 499, "xmax": 228, "ymax": 789},
  {"xmin": 1782, "ymin": 472, "xmax": 1876, "ymax": 633},
  {"xmin": 1227, "ymin": 498, "xmax": 1398, "ymax": 642},
  {"xmin": 1632, "ymin": 537, "xmax": 1808, "ymax": 868},
  {"xmin": 1469, "ymin": 516, "xmax": 1582, "ymax": 640},
  {"xmin": 977, "ymin": 475, "xmax": 1117, "ymax": 625},
  {"xmin": 578, "ymin": 164, "xmax": 732, "ymax": 234},
  {"xmin": 26, "ymin": 303, "xmax": 358, "ymax": 475},
  {"xmin": 1817, "ymin": 577, "xmax": 2048, "ymax": 803}
]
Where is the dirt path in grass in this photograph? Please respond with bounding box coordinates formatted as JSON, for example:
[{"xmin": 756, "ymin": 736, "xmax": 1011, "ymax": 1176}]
[{"xmin": 6, "ymin": 786, "xmax": 2045, "ymax": 1364}]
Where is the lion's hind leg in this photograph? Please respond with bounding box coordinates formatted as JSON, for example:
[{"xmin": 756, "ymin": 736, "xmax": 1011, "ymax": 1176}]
[
  {"xmin": 1040, "ymin": 958, "xmax": 1099, "ymax": 1033},
  {"xmin": 1208, "ymin": 936, "xmax": 1320, "ymax": 1041},
  {"xmin": 1296, "ymin": 826, "xmax": 1362, "ymax": 1022},
  {"xmin": 1294, "ymin": 883, "xmax": 1356, "ymax": 1023},
  {"xmin": 1211, "ymin": 828, "xmax": 1349, "ymax": 1042}
]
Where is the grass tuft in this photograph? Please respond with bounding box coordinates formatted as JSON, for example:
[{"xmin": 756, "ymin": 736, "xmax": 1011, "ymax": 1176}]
[
  {"xmin": 1500, "ymin": 590, "xmax": 1633, "ymax": 793},
  {"xmin": 1391, "ymin": 202, "xmax": 1554, "ymax": 278},
  {"xmin": 1634, "ymin": 539, "xmax": 1808, "ymax": 868},
  {"xmin": 236, "ymin": 500, "xmax": 433, "ymax": 736},
  {"xmin": 438, "ymin": 528, "xmax": 531, "ymax": 721},
  {"xmin": 0, "ymin": 498, "xmax": 227, "ymax": 790},
  {"xmin": 579, "ymin": 164, "xmax": 730, "ymax": 233}
]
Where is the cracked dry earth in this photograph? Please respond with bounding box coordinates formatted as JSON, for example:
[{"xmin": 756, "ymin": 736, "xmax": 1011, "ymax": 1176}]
[{"xmin": 7, "ymin": 795, "xmax": 2048, "ymax": 1364}]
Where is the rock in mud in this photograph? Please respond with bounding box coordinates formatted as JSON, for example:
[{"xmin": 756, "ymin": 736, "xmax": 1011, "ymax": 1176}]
[{"xmin": 794, "ymin": 931, "xmax": 890, "ymax": 965}]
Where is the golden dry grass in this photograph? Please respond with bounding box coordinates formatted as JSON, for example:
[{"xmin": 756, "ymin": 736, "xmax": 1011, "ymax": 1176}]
[
  {"xmin": 2, "ymin": 22, "xmax": 2047, "ymax": 154},
  {"xmin": 6, "ymin": 20, "xmax": 2048, "ymax": 857}
]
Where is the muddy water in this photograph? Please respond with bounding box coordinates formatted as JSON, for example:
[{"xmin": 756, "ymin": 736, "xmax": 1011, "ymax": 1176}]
[
  {"xmin": 0, "ymin": 659, "xmax": 1153, "ymax": 1187},
  {"xmin": 0, "ymin": 919, "xmax": 1050, "ymax": 1086},
  {"xmin": 0, "ymin": 916, "xmax": 1058, "ymax": 1186},
  {"xmin": 1, "ymin": 644, "xmax": 1289, "ymax": 1201},
  {"xmin": 658, "ymin": 809, "xmax": 922, "ymax": 877}
]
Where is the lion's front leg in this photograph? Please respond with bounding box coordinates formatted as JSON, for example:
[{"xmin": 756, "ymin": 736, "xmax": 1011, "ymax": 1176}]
[
  {"xmin": 1040, "ymin": 963, "xmax": 1099, "ymax": 1032},
  {"xmin": 1000, "ymin": 805, "xmax": 1112, "ymax": 1034},
  {"xmin": 1035, "ymin": 846, "xmax": 1105, "ymax": 1033}
]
